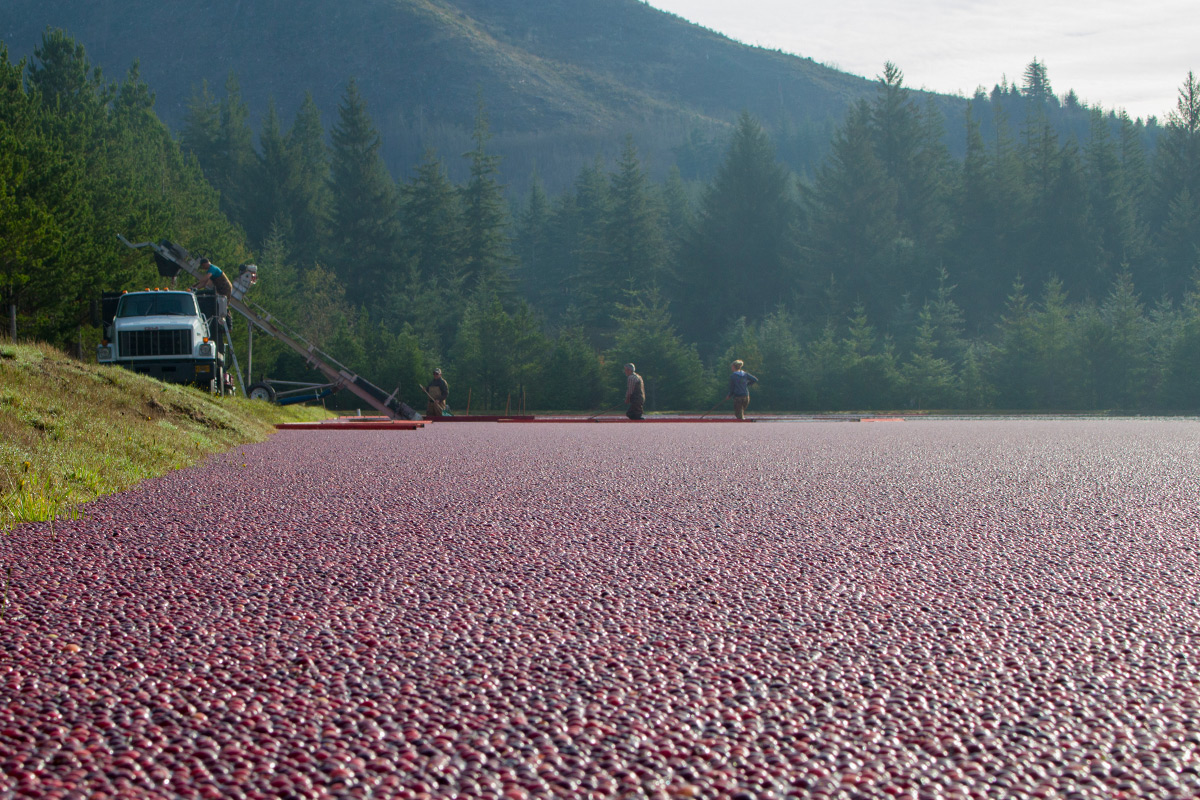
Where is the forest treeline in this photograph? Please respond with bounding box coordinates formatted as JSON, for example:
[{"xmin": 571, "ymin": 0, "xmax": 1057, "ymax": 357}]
[{"xmin": 4, "ymin": 33, "xmax": 1200, "ymax": 412}]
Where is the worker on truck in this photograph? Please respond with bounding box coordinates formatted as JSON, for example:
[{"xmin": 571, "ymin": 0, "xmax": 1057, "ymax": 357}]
[{"xmin": 194, "ymin": 258, "xmax": 234, "ymax": 324}]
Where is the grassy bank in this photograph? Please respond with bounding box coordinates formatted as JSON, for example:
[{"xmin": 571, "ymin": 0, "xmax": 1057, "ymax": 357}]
[{"xmin": 0, "ymin": 342, "xmax": 329, "ymax": 532}]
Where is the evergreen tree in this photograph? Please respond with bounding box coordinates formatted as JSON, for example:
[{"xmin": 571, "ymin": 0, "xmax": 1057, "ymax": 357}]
[
  {"xmin": 870, "ymin": 63, "xmax": 950, "ymax": 293},
  {"xmin": 0, "ymin": 46, "xmax": 66, "ymax": 339},
  {"xmin": 1086, "ymin": 108, "xmax": 1141, "ymax": 280},
  {"xmin": 988, "ymin": 277, "xmax": 1038, "ymax": 408},
  {"xmin": 514, "ymin": 171, "xmax": 551, "ymax": 303},
  {"xmin": 541, "ymin": 326, "xmax": 606, "ymax": 410},
  {"xmin": 986, "ymin": 101, "xmax": 1032, "ymax": 305},
  {"xmin": 609, "ymin": 290, "xmax": 706, "ymax": 410},
  {"xmin": 1159, "ymin": 274, "xmax": 1200, "ymax": 408},
  {"xmin": 603, "ymin": 135, "xmax": 669, "ymax": 302},
  {"xmin": 1030, "ymin": 276, "xmax": 1081, "ymax": 408},
  {"xmin": 1042, "ymin": 140, "xmax": 1101, "ymax": 298},
  {"xmin": 327, "ymin": 78, "xmax": 399, "ymax": 311},
  {"xmin": 284, "ymin": 93, "xmax": 331, "ymax": 271},
  {"xmin": 401, "ymin": 149, "xmax": 464, "ymax": 284},
  {"xmin": 1022, "ymin": 59, "xmax": 1053, "ymax": 104},
  {"xmin": 1078, "ymin": 272, "xmax": 1149, "ymax": 408},
  {"xmin": 450, "ymin": 285, "xmax": 547, "ymax": 410},
  {"xmin": 841, "ymin": 303, "xmax": 901, "ymax": 410},
  {"xmin": 181, "ymin": 80, "xmax": 221, "ymax": 180},
  {"xmin": 561, "ymin": 158, "xmax": 612, "ymax": 336},
  {"xmin": 901, "ymin": 305, "xmax": 959, "ymax": 409},
  {"xmin": 1150, "ymin": 72, "xmax": 1200, "ymax": 298},
  {"xmin": 247, "ymin": 100, "xmax": 291, "ymax": 249},
  {"xmin": 952, "ymin": 103, "xmax": 998, "ymax": 317},
  {"xmin": 397, "ymin": 148, "xmax": 466, "ymax": 348},
  {"xmin": 680, "ymin": 112, "xmax": 797, "ymax": 346},
  {"xmin": 756, "ymin": 307, "xmax": 805, "ymax": 409},
  {"xmin": 179, "ymin": 73, "xmax": 258, "ymax": 236},
  {"xmin": 804, "ymin": 101, "xmax": 899, "ymax": 329},
  {"xmin": 459, "ymin": 95, "xmax": 515, "ymax": 293},
  {"xmin": 801, "ymin": 323, "xmax": 843, "ymax": 410}
]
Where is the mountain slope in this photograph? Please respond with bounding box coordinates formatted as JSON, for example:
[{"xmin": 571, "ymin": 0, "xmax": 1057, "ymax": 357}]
[{"xmin": 1, "ymin": 0, "xmax": 896, "ymax": 189}]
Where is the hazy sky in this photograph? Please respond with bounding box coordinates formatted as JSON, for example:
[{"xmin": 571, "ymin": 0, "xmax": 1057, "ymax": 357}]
[{"xmin": 645, "ymin": 0, "xmax": 1195, "ymax": 121}]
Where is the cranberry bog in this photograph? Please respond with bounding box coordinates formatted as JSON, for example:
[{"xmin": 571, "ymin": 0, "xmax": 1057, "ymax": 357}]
[{"xmin": 3, "ymin": 419, "xmax": 1199, "ymax": 799}]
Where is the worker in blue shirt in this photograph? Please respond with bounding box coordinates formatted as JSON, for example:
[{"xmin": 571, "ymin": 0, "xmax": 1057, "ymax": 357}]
[
  {"xmin": 194, "ymin": 257, "xmax": 234, "ymax": 325},
  {"xmin": 726, "ymin": 359, "xmax": 758, "ymax": 420}
]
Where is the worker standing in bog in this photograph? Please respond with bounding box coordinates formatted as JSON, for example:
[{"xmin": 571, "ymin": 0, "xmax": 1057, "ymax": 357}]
[
  {"xmin": 624, "ymin": 363, "xmax": 645, "ymax": 420},
  {"xmin": 425, "ymin": 368, "xmax": 449, "ymax": 419},
  {"xmin": 726, "ymin": 359, "xmax": 758, "ymax": 420}
]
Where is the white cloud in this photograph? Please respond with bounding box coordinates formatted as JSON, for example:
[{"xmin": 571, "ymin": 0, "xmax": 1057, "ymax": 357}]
[{"xmin": 647, "ymin": 0, "xmax": 1196, "ymax": 119}]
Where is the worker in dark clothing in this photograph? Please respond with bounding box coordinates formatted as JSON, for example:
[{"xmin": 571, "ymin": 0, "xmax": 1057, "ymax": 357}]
[
  {"xmin": 425, "ymin": 368, "xmax": 449, "ymax": 419},
  {"xmin": 624, "ymin": 363, "xmax": 645, "ymax": 420}
]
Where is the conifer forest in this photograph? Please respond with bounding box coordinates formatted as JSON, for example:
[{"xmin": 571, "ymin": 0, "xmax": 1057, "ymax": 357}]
[{"xmin": 4, "ymin": 33, "xmax": 1200, "ymax": 413}]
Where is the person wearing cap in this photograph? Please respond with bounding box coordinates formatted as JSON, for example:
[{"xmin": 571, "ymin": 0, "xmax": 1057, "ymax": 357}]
[
  {"xmin": 425, "ymin": 368, "xmax": 449, "ymax": 419},
  {"xmin": 623, "ymin": 363, "xmax": 645, "ymax": 420}
]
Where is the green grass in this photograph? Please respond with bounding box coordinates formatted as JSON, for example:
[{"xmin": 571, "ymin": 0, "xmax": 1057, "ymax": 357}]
[{"xmin": 0, "ymin": 341, "xmax": 330, "ymax": 532}]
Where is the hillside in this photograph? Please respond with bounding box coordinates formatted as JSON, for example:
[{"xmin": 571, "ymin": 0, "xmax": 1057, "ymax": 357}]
[
  {"xmin": 0, "ymin": 342, "xmax": 328, "ymax": 532},
  {"xmin": 0, "ymin": 0, "xmax": 899, "ymax": 189}
]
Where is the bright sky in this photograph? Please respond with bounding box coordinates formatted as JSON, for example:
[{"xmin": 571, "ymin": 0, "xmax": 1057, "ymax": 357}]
[{"xmin": 645, "ymin": 0, "xmax": 1196, "ymax": 121}]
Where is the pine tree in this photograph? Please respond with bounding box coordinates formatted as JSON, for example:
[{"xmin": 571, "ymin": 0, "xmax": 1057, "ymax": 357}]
[
  {"xmin": 450, "ymin": 284, "xmax": 547, "ymax": 410},
  {"xmin": 989, "ymin": 277, "xmax": 1038, "ymax": 408},
  {"xmin": 284, "ymin": 93, "xmax": 331, "ymax": 271},
  {"xmin": 1086, "ymin": 108, "xmax": 1141, "ymax": 280},
  {"xmin": 952, "ymin": 103, "xmax": 997, "ymax": 316},
  {"xmin": 181, "ymin": 80, "xmax": 221, "ymax": 179},
  {"xmin": 0, "ymin": 51, "xmax": 64, "ymax": 339},
  {"xmin": 1042, "ymin": 141, "xmax": 1101, "ymax": 298},
  {"xmin": 247, "ymin": 100, "xmax": 291, "ymax": 249},
  {"xmin": 564, "ymin": 158, "xmax": 612, "ymax": 336},
  {"xmin": 1022, "ymin": 59, "xmax": 1053, "ymax": 104},
  {"xmin": 515, "ymin": 171, "xmax": 551, "ymax": 305},
  {"xmin": 901, "ymin": 305, "xmax": 959, "ymax": 409},
  {"xmin": 841, "ymin": 303, "xmax": 900, "ymax": 410},
  {"xmin": 603, "ymin": 135, "xmax": 668, "ymax": 302},
  {"xmin": 679, "ymin": 112, "xmax": 797, "ymax": 344},
  {"xmin": 804, "ymin": 101, "xmax": 899, "ymax": 328},
  {"xmin": 756, "ymin": 307, "xmax": 805, "ymax": 409},
  {"xmin": 401, "ymin": 149, "xmax": 464, "ymax": 283},
  {"xmin": 1086, "ymin": 272, "xmax": 1149, "ymax": 408},
  {"xmin": 1030, "ymin": 276, "xmax": 1080, "ymax": 408},
  {"xmin": 609, "ymin": 290, "xmax": 706, "ymax": 410},
  {"xmin": 459, "ymin": 95, "xmax": 515, "ymax": 293},
  {"xmin": 870, "ymin": 62, "xmax": 950, "ymax": 285},
  {"xmin": 541, "ymin": 326, "xmax": 606, "ymax": 410},
  {"xmin": 327, "ymin": 78, "xmax": 399, "ymax": 310},
  {"xmin": 212, "ymin": 73, "xmax": 257, "ymax": 225},
  {"xmin": 1151, "ymin": 72, "xmax": 1200, "ymax": 298}
]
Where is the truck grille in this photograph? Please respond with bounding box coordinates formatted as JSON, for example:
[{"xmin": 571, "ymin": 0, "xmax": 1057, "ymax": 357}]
[{"xmin": 119, "ymin": 329, "xmax": 192, "ymax": 357}]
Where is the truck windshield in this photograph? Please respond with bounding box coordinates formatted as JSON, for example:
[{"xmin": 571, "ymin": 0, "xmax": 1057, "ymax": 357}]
[{"xmin": 116, "ymin": 294, "xmax": 197, "ymax": 318}]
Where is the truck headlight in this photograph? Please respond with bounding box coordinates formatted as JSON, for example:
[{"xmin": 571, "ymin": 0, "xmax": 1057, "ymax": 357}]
[
  {"xmin": 198, "ymin": 342, "xmax": 214, "ymax": 358},
  {"xmin": 97, "ymin": 345, "xmax": 113, "ymax": 362}
]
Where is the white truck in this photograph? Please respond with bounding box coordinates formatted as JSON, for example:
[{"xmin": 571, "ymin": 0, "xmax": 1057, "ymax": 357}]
[
  {"xmin": 96, "ymin": 288, "xmax": 230, "ymax": 392},
  {"xmin": 113, "ymin": 235, "xmax": 419, "ymax": 419}
]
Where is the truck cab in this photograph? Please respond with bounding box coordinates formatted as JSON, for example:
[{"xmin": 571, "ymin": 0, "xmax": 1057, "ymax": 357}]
[{"xmin": 97, "ymin": 288, "xmax": 228, "ymax": 391}]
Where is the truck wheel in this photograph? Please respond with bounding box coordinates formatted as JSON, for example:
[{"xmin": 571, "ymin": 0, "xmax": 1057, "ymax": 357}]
[{"xmin": 247, "ymin": 382, "xmax": 277, "ymax": 402}]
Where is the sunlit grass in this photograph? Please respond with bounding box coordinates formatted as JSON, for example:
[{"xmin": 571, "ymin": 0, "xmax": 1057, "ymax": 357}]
[{"xmin": 0, "ymin": 341, "xmax": 329, "ymax": 532}]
